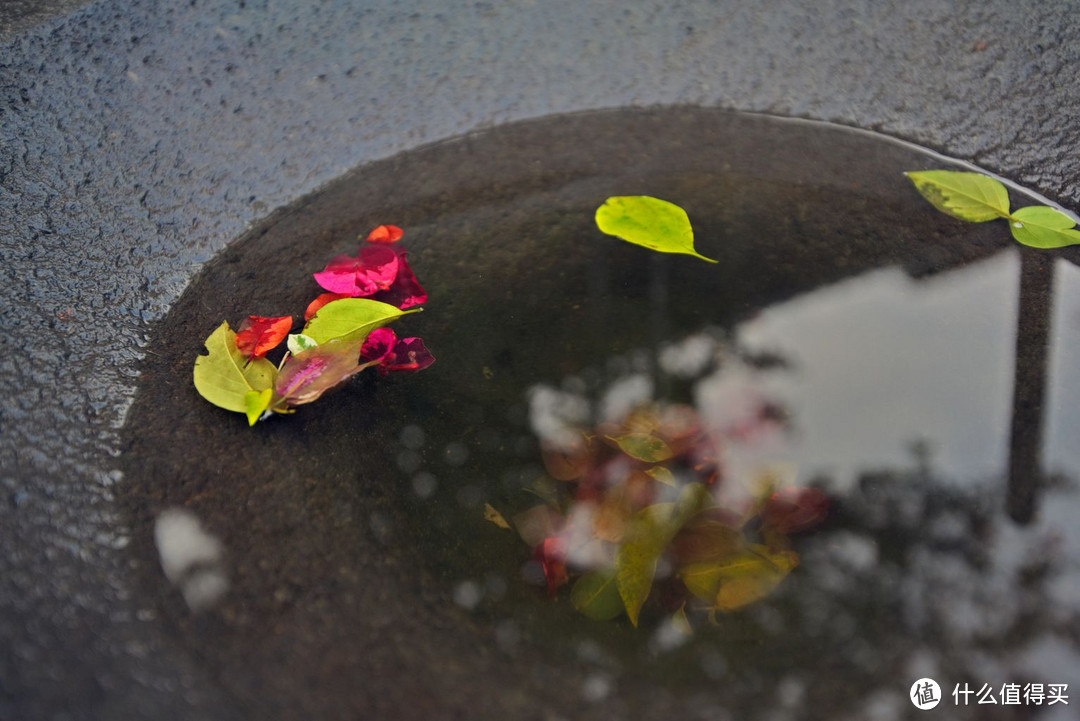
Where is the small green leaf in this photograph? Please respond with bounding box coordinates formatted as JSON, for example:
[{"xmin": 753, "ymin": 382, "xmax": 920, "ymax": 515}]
[
  {"xmin": 570, "ymin": 569, "xmax": 624, "ymax": 621},
  {"xmin": 595, "ymin": 196, "xmax": 717, "ymax": 263},
  {"xmin": 1008, "ymin": 205, "xmax": 1080, "ymax": 248},
  {"xmin": 615, "ymin": 483, "xmax": 710, "ymax": 626},
  {"xmin": 193, "ymin": 321, "xmax": 277, "ymax": 414},
  {"xmin": 645, "ymin": 466, "xmax": 677, "ymax": 486},
  {"xmin": 303, "ymin": 297, "xmax": 409, "ymax": 344},
  {"xmin": 606, "ymin": 433, "xmax": 674, "ymax": 463},
  {"xmin": 244, "ymin": 388, "xmax": 273, "ymax": 426},
  {"xmin": 286, "ymin": 333, "xmax": 318, "ymax": 355},
  {"xmin": 904, "ymin": 170, "xmax": 1010, "ymax": 222}
]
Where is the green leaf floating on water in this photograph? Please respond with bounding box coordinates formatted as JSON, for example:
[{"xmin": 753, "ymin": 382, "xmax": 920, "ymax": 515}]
[
  {"xmin": 570, "ymin": 568, "xmax": 624, "ymax": 621},
  {"xmin": 193, "ymin": 321, "xmax": 277, "ymax": 414},
  {"xmin": 595, "ymin": 196, "xmax": 717, "ymax": 263},
  {"xmin": 904, "ymin": 170, "xmax": 1010, "ymax": 222},
  {"xmin": 616, "ymin": 483, "xmax": 710, "ymax": 626},
  {"xmin": 244, "ymin": 388, "xmax": 273, "ymax": 426},
  {"xmin": 1008, "ymin": 205, "xmax": 1080, "ymax": 248},
  {"xmin": 302, "ymin": 297, "xmax": 412, "ymax": 344}
]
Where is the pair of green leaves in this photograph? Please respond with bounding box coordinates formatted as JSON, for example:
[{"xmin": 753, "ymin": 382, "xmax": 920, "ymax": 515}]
[
  {"xmin": 193, "ymin": 298, "xmax": 412, "ymax": 424},
  {"xmin": 906, "ymin": 170, "xmax": 1080, "ymax": 248}
]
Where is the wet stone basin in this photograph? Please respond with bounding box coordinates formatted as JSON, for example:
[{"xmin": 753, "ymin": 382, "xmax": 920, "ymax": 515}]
[{"xmin": 120, "ymin": 108, "xmax": 1080, "ymax": 720}]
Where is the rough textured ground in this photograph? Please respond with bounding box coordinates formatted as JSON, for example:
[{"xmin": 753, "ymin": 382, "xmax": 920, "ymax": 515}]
[{"xmin": 3, "ymin": 1, "xmax": 1080, "ymax": 719}]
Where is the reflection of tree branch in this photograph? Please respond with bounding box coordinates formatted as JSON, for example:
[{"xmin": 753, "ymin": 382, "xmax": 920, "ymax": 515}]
[{"xmin": 1008, "ymin": 250, "xmax": 1055, "ymax": 524}]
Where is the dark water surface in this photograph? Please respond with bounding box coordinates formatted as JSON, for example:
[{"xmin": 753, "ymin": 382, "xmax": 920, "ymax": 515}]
[{"xmin": 120, "ymin": 109, "xmax": 1080, "ymax": 720}]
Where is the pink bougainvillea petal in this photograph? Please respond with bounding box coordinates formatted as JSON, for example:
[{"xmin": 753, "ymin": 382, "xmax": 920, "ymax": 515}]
[
  {"xmin": 364, "ymin": 224, "xmax": 404, "ymax": 244},
  {"xmin": 372, "ymin": 249, "xmax": 427, "ymax": 309},
  {"xmin": 235, "ymin": 315, "xmax": 292, "ymax": 360},
  {"xmin": 359, "ymin": 327, "xmax": 397, "ymax": 365},
  {"xmin": 304, "ymin": 292, "xmax": 351, "ymax": 321},
  {"xmin": 312, "ymin": 245, "xmax": 399, "ymax": 296},
  {"xmin": 274, "ymin": 339, "xmax": 367, "ymax": 406},
  {"xmin": 378, "ymin": 336, "xmax": 435, "ymax": 374}
]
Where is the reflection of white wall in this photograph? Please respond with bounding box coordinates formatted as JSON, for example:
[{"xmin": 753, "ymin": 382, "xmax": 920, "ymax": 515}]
[
  {"xmin": 1045, "ymin": 259, "xmax": 1080, "ymax": 476},
  {"xmin": 735, "ymin": 251, "xmax": 1021, "ymax": 489}
]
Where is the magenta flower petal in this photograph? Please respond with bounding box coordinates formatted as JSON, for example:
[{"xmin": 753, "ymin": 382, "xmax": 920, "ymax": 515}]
[
  {"xmin": 312, "ymin": 245, "xmax": 399, "ymax": 296},
  {"xmin": 379, "ymin": 336, "xmax": 435, "ymax": 374},
  {"xmin": 359, "ymin": 327, "xmax": 397, "ymax": 365},
  {"xmin": 372, "ymin": 250, "xmax": 428, "ymax": 309}
]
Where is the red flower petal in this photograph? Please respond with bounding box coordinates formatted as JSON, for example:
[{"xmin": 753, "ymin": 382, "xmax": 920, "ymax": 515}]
[
  {"xmin": 535, "ymin": 536, "xmax": 568, "ymax": 596},
  {"xmin": 304, "ymin": 292, "xmax": 351, "ymax": 321},
  {"xmin": 312, "ymin": 245, "xmax": 399, "ymax": 296},
  {"xmin": 364, "ymin": 224, "xmax": 404, "ymax": 244},
  {"xmin": 359, "ymin": 327, "xmax": 397, "ymax": 365},
  {"xmin": 235, "ymin": 315, "xmax": 292, "ymax": 360},
  {"xmin": 371, "ymin": 249, "xmax": 427, "ymax": 309},
  {"xmin": 378, "ymin": 336, "xmax": 435, "ymax": 374}
]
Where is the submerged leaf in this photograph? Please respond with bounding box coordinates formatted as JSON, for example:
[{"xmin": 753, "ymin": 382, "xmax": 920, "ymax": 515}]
[
  {"xmin": 274, "ymin": 338, "xmax": 371, "ymax": 406},
  {"xmin": 616, "ymin": 483, "xmax": 710, "ymax": 626},
  {"xmin": 595, "ymin": 196, "xmax": 717, "ymax": 263},
  {"xmin": 303, "ymin": 297, "xmax": 409, "ymax": 344},
  {"xmin": 483, "ymin": 503, "xmax": 512, "ymax": 530},
  {"xmin": 193, "ymin": 321, "xmax": 277, "ymax": 414},
  {"xmin": 571, "ymin": 569, "xmax": 624, "ymax": 621},
  {"xmin": 679, "ymin": 544, "xmax": 798, "ymax": 612},
  {"xmin": 904, "ymin": 170, "xmax": 1010, "ymax": 222},
  {"xmin": 670, "ymin": 515, "xmax": 742, "ymax": 565},
  {"xmin": 364, "ymin": 224, "xmax": 404, "ymax": 244},
  {"xmin": 645, "ymin": 466, "xmax": 677, "ymax": 487},
  {"xmin": 244, "ymin": 388, "xmax": 273, "ymax": 426},
  {"xmin": 513, "ymin": 504, "xmax": 563, "ymax": 547},
  {"xmin": 235, "ymin": 315, "xmax": 293, "ymax": 360},
  {"xmin": 1008, "ymin": 205, "xmax": 1080, "ymax": 248},
  {"xmin": 607, "ymin": 433, "xmax": 674, "ymax": 463}
]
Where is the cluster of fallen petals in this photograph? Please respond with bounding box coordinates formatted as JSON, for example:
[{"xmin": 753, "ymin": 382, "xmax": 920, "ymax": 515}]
[
  {"xmin": 489, "ymin": 403, "xmax": 828, "ymax": 627},
  {"xmin": 193, "ymin": 225, "xmax": 434, "ymax": 426}
]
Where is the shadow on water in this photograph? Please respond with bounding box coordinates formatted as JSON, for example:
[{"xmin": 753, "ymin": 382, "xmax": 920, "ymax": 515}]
[{"xmin": 119, "ymin": 108, "xmax": 1080, "ymax": 720}]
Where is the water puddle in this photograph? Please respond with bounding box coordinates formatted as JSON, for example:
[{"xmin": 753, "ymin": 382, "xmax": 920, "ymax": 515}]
[{"xmin": 120, "ymin": 108, "xmax": 1080, "ymax": 720}]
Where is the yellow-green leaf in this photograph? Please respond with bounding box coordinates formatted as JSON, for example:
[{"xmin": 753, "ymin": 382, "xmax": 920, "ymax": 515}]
[
  {"xmin": 244, "ymin": 388, "xmax": 273, "ymax": 426},
  {"xmin": 570, "ymin": 569, "xmax": 624, "ymax": 621},
  {"xmin": 595, "ymin": 196, "xmax": 717, "ymax": 263},
  {"xmin": 703, "ymin": 544, "xmax": 799, "ymax": 613},
  {"xmin": 483, "ymin": 503, "xmax": 511, "ymax": 530},
  {"xmin": 645, "ymin": 466, "xmax": 677, "ymax": 487},
  {"xmin": 193, "ymin": 321, "xmax": 277, "ymax": 414},
  {"xmin": 607, "ymin": 433, "xmax": 673, "ymax": 463},
  {"xmin": 302, "ymin": 297, "xmax": 410, "ymax": 344},
  {"xmin": 904, "ymin": 170, "xmax": 1010, "ymax": 222},
  {"xmin": 615, "ymin": 483, "xmax": 710, "ymax": 626},
  {"xmin": 1008, "ymin": 205, "xmax": 1080, "ymax": 249},
  {"xmin": 679, "ymin": 561, "xmax": 726, "ymax": 602}
]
